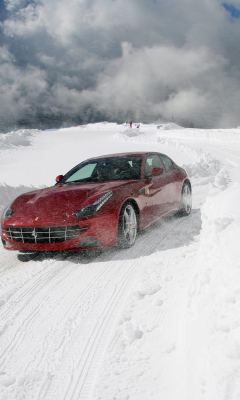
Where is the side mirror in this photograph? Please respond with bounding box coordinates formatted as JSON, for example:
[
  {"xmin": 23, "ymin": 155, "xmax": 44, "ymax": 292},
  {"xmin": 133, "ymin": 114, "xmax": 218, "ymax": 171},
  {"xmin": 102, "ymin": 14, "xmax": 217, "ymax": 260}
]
[
  {"xmin": 150, "ymin": 167, "xmax": 164, "ymax": 176},
  {"xmin": 56, "ymin": 175, "xmax": 64, "ymax": 183}
]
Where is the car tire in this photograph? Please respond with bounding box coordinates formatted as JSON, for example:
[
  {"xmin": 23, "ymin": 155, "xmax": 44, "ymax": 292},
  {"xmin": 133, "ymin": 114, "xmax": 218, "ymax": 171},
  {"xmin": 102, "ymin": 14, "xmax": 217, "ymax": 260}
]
[
  {"xmin": 179, "ymin": 182, "xmax": 192, "ymax": 216},
  {"xmin": 118, "ymin": 202, "xmax": 138, "ymax": 248}
]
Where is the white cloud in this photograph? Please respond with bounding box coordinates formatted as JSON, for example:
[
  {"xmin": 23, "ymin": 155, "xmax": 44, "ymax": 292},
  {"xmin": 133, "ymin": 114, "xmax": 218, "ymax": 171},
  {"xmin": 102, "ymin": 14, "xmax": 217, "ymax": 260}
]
[
  {"xmin": 1, "ymin": 0, "xmax": 240, "ymax": 129},
  {"xmin": 4, "ymin": 0, "xmax": 28, "ymax": 12},
  {"xmin": 78, "ymin": 45, "xmax": 232, "ymax": 126}
]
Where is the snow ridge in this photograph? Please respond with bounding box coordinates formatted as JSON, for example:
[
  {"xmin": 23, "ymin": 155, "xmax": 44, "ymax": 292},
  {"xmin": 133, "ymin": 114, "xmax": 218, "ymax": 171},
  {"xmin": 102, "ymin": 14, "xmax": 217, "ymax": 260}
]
[{"xmin": 0, "ymin": 129, "xmax": 37, "ymax": 149}]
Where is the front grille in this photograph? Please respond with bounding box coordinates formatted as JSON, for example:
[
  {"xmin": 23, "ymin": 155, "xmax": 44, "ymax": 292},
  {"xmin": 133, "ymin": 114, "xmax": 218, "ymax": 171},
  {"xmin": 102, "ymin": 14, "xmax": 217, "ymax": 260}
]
[{"xmin": 3, "ymin": 225, "xmax": 85, "ymax": 244}]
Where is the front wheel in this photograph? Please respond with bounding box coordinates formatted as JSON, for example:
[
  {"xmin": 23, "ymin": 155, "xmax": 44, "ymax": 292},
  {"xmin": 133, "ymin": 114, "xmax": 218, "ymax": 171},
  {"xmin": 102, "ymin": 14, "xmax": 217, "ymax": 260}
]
[
  {"xmin": 118, "ymin": 203, "xmax": 138, "ymax": 248},
  {"xmin": 179, "ymin": 183, "xmax": 192, "ymax": 216}
]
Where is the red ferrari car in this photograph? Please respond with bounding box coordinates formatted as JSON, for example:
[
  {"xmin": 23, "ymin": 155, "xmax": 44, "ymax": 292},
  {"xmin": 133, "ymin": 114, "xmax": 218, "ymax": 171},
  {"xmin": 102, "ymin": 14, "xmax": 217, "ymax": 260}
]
[{"xmin": 1, "ymin": 152, "xmax": 191, "ymax": 252}]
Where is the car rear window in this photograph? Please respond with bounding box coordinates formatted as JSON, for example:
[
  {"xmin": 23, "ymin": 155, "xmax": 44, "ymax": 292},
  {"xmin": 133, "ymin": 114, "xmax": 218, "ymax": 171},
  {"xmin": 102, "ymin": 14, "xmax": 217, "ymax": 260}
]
[{"xmin": 160, "ymin": 155, "xmax": 173, "ymax": 172}]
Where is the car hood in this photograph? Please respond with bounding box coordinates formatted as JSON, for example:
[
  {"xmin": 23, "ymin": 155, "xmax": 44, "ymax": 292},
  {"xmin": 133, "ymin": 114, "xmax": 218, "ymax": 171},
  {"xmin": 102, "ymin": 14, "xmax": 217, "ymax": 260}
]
[{"xmin": 9, "ymin": 180, "xmax": 133, "ymax": 225}]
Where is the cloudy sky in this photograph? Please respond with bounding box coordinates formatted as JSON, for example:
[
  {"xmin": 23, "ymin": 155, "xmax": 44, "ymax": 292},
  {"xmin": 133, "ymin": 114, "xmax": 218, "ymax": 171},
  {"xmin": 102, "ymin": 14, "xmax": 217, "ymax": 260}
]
[{"xmin": 1, "ymin": 0, "xmax": 240, "ymax": 131}]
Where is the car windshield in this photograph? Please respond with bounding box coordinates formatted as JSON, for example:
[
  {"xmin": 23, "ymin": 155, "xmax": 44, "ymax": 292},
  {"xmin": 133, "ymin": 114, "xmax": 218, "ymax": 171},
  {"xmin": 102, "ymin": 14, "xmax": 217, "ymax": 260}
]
[{"xmin": 61, "ymin": 156, "xmax": 142, "ymax": 183}]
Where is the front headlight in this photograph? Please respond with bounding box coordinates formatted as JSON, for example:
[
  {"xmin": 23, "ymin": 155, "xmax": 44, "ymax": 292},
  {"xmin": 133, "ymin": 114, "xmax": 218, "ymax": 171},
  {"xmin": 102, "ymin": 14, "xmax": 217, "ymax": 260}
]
[
  {"xmin": 75, "ymin": 190, "xmax": 113, "ymax": 219},
  {"xmin": 2, "ymin": 202, "xmax": 14, "ymax": 221}
]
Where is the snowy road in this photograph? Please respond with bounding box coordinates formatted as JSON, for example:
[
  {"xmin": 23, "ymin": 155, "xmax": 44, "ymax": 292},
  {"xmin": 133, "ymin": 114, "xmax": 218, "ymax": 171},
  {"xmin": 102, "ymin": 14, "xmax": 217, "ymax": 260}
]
[{"xmin": 1, "ymin": 124, "xmax": 240, "ymax": 400}]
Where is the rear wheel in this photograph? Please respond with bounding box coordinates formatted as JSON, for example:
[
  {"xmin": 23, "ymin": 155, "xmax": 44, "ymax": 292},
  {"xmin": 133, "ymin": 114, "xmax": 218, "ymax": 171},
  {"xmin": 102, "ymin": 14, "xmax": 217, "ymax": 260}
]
[
  {"xmin": 118, "ymin": 203, "xmax": 138, "ymax": 248},
  {"xmin": 179, "ymin": 183, "xmax": 192, "ymax": 216}
]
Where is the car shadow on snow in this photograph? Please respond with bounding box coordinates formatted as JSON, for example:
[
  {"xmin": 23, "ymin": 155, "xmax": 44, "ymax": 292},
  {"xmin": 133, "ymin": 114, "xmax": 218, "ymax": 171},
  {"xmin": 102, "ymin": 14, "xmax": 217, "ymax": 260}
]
[{"xmin": 17, "ymin": 209, "xmax": 202, "ymax": 263}]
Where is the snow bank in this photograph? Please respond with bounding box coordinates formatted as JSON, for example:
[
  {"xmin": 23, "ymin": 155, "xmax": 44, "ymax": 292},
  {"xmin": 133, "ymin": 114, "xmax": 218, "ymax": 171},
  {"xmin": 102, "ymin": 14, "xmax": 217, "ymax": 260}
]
[
  {"xmin": 95, "ymin": 177, "xmax": 240, "ymax": 400},
  {"xmin": 183, "ymin": 157, "xmax": 230, "ymax": 187},
  {"xmin": 0, "ymin": 129, "xmax": 38, "ymax": 149},
  {"xmin": 117, "ymin": 124, "xmax": 239, "ymax": 146},
  {"xmin": 157, "ymin": 127, "xmax": 240, "ymax": 142},
  {"xmin": 158, "ymin": 137, "xmax": 228, "ymax": 185},
  {"xmin": 85, "ymin": 122, "xmax": 120, "ymax": 130},
  {"xmin": 158, "ymin": 123, "xmax": 184, "ymax": 130},
  {"xmin": 0, "ymin": 183, "xmax": 43, "ymax": 211},
  {"xmin": 185, "ymin": 180, "xmax": 240, "ymax": 399},
  {"xmin": 122, "ymin": 127, "xmax": 145, "ymax": 137}
]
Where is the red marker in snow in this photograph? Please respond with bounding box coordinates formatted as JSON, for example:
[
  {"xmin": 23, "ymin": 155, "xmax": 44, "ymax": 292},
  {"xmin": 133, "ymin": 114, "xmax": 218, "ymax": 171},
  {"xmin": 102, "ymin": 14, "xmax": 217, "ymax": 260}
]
[{"xmin": 129, "ymin": 121, "xmax": 133, "ymax": 128}]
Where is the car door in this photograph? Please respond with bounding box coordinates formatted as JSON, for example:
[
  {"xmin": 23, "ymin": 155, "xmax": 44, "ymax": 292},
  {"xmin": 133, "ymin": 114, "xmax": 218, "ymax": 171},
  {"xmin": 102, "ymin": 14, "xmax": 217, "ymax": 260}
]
[
  {"xmin": 144, "ymin": 154, "xmax": 176, "ymax": 221},
  {"xmin": 144, "ymin": 154, "xmax": 165, "ymax": 220},
  {"xmin": 160, "ymin": 154, "xmax": 182, "ymax": 211}
]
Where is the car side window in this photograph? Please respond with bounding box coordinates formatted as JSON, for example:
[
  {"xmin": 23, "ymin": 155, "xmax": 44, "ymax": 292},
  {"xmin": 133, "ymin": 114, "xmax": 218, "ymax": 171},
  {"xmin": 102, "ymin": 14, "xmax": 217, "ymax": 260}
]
[
  {"xmin": 145, "ymin": 155, "xmax": 165, "ymax": 176},
  {"xmin": 160, "ymin": 155, "xmax": 173, "ymax": 172}
]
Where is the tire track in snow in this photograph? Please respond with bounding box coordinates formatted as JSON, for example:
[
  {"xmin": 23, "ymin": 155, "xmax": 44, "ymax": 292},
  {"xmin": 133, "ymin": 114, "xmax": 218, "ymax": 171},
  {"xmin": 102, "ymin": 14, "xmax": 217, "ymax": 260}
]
[
  {"xmin": 0, "ymin": 208, "xmax": 199, "ymax": 400},
  {"xmin": 44, "ymin": 262, "xmax": 136, "ymax": 400},
  {"xmin": 38, "ymin": 214, "xmax": 200, "ymax": 400},
  {"xmin": 0, "ymin": 262, "xmax": 76, "ymax": 364},
  {"xmin": 0, "ymin": 250, "xmax": 140, "ymax": 391},
  {"xmin": 0, "ymin": 256, "xmax": 123, "ymax": 370}
]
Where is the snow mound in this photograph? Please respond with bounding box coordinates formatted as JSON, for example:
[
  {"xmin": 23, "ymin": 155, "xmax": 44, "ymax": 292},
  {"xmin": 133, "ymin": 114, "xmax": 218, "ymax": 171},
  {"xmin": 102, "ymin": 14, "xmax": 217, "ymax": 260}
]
[
  {"xmin": 0, "ymin": 183, "xmax": 44, "ymax": 210},
  {"xmin": 121, "ymin": 321, "xmax": 143, "ymax": 344},
  {"xmin": 122, "ymin": 128, "xmax": 145, "ymax": 137},
  {"xmin": 186, "ymin": 182, "xmax": 240, "ymax": 397},
  {"xmin": 135, "ymin": 282, "xmax": 161, "ymax": 297},
  {"xmin": 0, "ymin": 373, "xmax": 16, "ymax": 387},
  {"xmin": 85, "ymin": 122, "xmax": 119, "ymax": 130},
  {"xmin": 183, "ymin": 154, "xmax": 229, "ymax": 186},
  {"xmin": 158, "ymin": 123, "xmax": 184, "ymax": 130},
  {"xmin": 0, "ymin": 129, "xmax": 38, "ymax": 150},
  {"xmin": 158, "ymin": 128, "xmax": 240, "ymax": 142}
]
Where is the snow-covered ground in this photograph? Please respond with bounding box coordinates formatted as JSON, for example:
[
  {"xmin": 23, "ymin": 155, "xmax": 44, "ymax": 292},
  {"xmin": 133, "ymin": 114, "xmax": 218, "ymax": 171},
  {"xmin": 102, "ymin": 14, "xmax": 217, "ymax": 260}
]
[{"xmin": 0, "ymin": 123, "xmax": 240, "ymax": 400}]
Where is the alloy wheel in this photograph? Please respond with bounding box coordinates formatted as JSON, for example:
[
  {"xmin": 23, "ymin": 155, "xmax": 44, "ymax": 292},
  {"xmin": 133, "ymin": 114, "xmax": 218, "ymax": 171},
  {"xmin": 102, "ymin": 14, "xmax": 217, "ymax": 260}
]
[{"xmin": 182, "ymin": 184, "xmax": 192, "ymax": 215}]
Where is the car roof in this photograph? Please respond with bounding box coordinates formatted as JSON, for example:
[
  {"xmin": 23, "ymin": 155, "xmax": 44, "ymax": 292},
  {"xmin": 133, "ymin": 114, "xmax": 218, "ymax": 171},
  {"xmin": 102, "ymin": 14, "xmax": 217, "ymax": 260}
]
[{"xmin": 85, "ymin": 151, "xmax": 166, "ymax": 161}]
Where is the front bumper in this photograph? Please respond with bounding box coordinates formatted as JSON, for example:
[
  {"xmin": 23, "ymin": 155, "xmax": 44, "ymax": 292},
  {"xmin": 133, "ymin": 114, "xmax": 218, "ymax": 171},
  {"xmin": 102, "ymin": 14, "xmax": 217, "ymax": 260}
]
[{"xmin": 1, "ymin": 213, "xmax": 118, "ymax": 252}]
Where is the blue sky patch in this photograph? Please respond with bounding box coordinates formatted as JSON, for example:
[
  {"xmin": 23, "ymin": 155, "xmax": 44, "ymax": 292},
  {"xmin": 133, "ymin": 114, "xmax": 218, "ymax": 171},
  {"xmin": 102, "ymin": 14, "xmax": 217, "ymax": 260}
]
[
  {"xmin": 0, "ymin": 1, "xmax": 7, "ymax": 22},
  {"xmin": 223, "ymin": 3, "xmax": 240, "ymax": 19}
]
